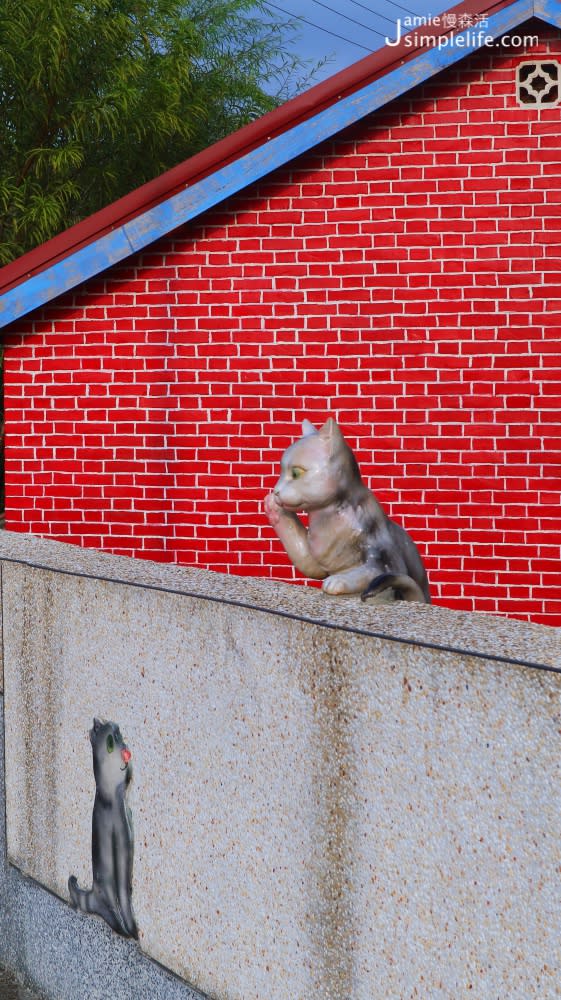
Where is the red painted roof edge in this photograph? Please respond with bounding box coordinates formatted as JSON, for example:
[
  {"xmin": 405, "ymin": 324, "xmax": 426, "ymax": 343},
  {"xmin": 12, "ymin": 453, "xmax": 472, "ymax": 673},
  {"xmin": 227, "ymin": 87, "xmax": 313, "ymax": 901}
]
[{"xmin": 0, "ymin": 0, "xmax": 524, "ymax": 298}]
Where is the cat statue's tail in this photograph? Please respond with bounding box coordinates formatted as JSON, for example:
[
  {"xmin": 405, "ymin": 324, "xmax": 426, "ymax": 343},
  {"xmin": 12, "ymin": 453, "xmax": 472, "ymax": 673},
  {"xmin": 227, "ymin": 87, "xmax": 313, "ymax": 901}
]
[{"xmin": 361, "ymin": 572, "xmax": 430, "ymax": 604}]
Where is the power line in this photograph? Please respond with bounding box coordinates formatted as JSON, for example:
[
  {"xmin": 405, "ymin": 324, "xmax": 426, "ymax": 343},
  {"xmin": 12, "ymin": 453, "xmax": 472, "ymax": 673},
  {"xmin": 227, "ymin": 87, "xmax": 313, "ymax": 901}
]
[
  {"xmin": 344, "ymin": 0, "xmax": 418, "ymax": 25},
  {"xmin": 264, "ymin": 0, "xmax": 376, "ymax": 52},
  {"xmin": 306, "ymin": 0, "xmax": 387, "ymax": 35},
  {"xmin": 265, "ymin": 0, "xmax": 434, "ymax": 57},
  {"xmin": 382, "ymin": 0, "xmax": 430, "ymax": 15}
]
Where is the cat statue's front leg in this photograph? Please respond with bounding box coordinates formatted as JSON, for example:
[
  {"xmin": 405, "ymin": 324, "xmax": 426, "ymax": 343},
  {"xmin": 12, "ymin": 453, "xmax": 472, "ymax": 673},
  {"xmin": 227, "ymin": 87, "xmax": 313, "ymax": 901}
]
[
  {"xmin": 322, "ymin": 565, "xmax": 379, "ymax": 595},
  {"xmin": 264, "ymin": 493, "xmax": 327, "ymax": 580}
]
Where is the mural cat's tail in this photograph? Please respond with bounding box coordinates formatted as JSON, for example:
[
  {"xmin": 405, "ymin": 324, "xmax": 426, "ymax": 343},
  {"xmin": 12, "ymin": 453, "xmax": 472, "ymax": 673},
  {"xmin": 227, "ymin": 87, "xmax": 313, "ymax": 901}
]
[{"xmin": 68, "ymin": 875, "xmax": 138, "ymax": 939}]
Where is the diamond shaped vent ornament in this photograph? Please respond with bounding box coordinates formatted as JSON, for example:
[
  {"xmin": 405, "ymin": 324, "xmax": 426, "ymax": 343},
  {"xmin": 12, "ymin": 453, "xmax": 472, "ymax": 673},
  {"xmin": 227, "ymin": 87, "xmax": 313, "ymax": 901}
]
[{"xmin": 517, "ymin": 61, "xmax": 560, "ymax": 106}]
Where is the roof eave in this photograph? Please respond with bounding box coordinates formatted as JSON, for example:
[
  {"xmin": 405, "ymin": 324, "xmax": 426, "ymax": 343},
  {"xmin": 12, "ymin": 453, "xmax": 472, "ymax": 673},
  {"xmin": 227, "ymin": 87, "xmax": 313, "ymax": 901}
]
[{"xmin": 0, "ymin": 0, "xmax": 546, "ymax": 329}]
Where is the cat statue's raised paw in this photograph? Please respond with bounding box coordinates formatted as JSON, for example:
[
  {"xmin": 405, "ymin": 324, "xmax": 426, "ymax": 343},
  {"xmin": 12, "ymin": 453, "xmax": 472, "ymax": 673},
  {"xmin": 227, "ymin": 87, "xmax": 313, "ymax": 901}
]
[
  {"xmin": 264, "ymin": 418, "xmax": 430, "ymax": 604},
  {"xmin": 68, "ymin": 718, "xmax": 138, "ymax": 939}
]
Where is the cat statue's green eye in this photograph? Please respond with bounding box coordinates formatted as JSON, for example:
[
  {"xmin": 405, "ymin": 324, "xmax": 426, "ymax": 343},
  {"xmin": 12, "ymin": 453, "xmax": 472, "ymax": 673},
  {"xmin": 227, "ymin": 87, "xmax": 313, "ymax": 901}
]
[
  {"xmin": 106, "ymin": 734, "xmax": 115, "ymax": 753},
  {"xmin": 291, "ymin": 467, "xmax": 304, "ymax": 479}
]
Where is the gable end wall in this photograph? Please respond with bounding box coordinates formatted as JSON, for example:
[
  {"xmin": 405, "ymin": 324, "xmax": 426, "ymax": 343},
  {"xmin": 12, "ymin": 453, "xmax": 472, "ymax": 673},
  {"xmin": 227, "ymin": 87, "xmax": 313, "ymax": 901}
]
[{"xmin": 4, "ymin": 22, "xmax": 561, "ymax": 626}]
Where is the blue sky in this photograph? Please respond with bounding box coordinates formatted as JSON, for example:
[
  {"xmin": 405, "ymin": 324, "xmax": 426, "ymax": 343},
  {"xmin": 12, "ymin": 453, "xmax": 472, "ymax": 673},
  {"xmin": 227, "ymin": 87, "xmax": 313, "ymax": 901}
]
[{"xmin": 262, "ymin": 0, "xmax": 448, "ymax": 83}]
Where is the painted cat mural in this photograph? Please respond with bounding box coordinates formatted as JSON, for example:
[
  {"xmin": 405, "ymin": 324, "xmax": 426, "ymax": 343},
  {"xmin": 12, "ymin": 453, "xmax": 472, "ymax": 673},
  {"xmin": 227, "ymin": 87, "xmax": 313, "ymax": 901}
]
[{"xmin": 69, "ymin": 718, "xmax": 138, "ymax": 939}]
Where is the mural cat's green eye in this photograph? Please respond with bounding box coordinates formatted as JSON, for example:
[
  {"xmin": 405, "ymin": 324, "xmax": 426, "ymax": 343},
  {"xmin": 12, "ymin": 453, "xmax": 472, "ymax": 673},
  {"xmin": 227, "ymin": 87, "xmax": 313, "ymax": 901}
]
[{"xmin": 106, "ymin": 734, "xmax": 115, "ymax": 753}]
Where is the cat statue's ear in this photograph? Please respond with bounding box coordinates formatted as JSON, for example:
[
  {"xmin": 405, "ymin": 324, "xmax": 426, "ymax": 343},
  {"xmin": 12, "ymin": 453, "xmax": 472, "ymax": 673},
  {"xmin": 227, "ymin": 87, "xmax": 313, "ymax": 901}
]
[
  {"xmin": 318, "ymin": 418, "xmax": 345, "ymax": 455},
  {"xmin": 301, "ymin": 419, "xmax": 318, "ymax": 437},
  {"xmin": 92, "ymin": 717, "xmax": 103, "ymax": 732}
]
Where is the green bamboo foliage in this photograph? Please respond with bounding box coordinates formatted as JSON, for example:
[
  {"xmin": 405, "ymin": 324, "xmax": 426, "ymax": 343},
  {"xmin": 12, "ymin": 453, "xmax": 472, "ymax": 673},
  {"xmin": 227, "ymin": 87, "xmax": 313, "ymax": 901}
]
[{"xmin": 0, "ymin": 0, "xmax": 318, "ymax": 263}]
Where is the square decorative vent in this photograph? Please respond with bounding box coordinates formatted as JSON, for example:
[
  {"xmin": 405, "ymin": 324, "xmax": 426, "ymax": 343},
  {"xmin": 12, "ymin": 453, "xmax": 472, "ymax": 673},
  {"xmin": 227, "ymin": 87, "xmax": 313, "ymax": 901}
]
[{"xmin": 516, "ymin": 60, "xmax": 560, "ymax": 106}]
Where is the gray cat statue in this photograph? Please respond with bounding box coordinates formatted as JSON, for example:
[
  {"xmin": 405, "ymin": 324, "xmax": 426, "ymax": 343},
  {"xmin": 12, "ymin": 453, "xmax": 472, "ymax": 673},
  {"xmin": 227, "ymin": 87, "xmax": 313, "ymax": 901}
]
[
  {"xmin": 264, "ymin": 418, "xmax": 430, "ymax": 603},
  {"xmin": 68, "ymin": 718, "xmax": 138, "ymax": 939}
]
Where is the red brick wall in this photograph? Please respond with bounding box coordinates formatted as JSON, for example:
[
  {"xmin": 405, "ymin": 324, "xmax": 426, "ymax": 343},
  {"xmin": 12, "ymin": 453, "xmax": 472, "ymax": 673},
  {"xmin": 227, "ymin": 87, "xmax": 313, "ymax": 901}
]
[{"xmin": 4, "ymin": 24, "xmax": 561, "ymax": 625}]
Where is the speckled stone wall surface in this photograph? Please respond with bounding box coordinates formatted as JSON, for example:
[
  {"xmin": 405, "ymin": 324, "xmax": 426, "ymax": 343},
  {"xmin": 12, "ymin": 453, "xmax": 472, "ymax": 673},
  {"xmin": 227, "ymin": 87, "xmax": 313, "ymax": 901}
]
[
  {"xmin": 0, "ymin": 531, "xmax": 559, "ymax": 1000},
  {"xmin": 0, "ymin": 691, "xmax": 208, "ymax": 1000}
]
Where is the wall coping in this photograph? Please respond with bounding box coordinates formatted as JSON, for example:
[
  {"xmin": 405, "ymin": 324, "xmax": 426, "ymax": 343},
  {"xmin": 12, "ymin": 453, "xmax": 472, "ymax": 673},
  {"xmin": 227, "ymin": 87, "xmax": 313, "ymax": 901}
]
[{"xmin": 0, "ymin": 531, "xmax": 557, "ymax": 697}]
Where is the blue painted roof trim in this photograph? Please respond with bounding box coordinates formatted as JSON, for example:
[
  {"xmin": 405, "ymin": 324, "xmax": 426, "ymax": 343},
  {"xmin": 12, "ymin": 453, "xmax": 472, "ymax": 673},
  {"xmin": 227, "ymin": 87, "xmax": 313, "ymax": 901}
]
[
  {"xmin": 0, "ymin": 0, "xmax": 540, "ymax": 328},
  {"xmin": 535, "ymin": 0, "xmax": 561, "ymax": 25}
]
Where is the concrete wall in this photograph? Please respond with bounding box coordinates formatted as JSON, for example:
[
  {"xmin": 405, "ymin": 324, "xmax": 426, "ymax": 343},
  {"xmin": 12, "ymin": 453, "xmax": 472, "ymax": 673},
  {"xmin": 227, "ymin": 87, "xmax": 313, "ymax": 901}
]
[{"xmin": 0, "ymin": 531, "xmax": 559, "ymax": 999}]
